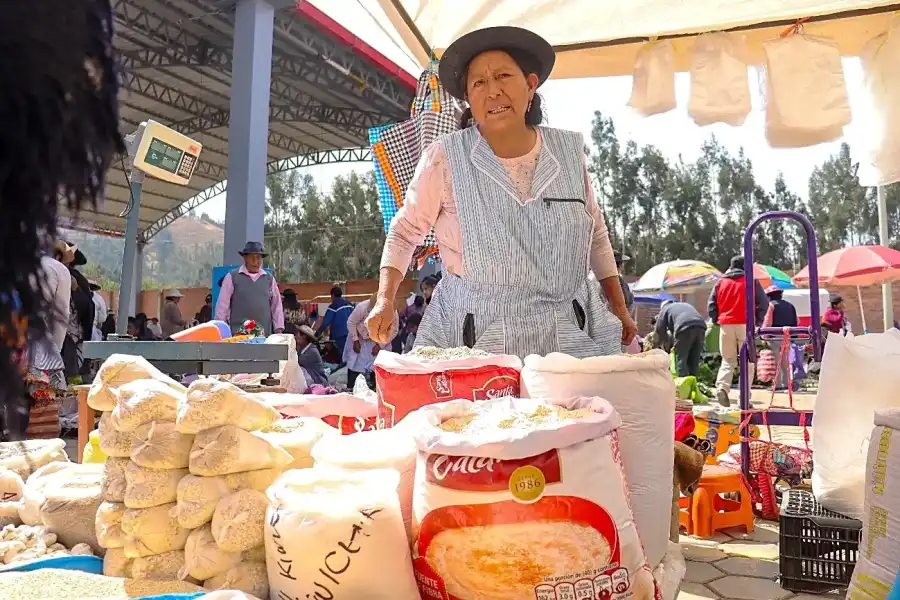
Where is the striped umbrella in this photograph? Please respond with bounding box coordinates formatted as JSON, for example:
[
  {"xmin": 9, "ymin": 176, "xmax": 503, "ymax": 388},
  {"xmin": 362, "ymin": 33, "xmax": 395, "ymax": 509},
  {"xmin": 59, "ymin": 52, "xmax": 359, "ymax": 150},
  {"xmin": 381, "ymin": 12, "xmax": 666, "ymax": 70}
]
[
  {"xmin": 632, "ymin": 260, "xmax": 722, "ymax": 292},
  {"xmin": 754, "ymin": 264, "xmax": 795, "ymax": 290}
]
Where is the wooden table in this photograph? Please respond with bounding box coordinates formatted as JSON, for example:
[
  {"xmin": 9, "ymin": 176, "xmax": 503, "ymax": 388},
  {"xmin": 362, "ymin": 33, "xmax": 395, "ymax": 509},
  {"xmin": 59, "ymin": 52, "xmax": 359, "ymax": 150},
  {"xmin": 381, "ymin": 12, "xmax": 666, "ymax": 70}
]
[{"xmin": 75, "ymin": 385, "xmax": 93, "ymax": 463}]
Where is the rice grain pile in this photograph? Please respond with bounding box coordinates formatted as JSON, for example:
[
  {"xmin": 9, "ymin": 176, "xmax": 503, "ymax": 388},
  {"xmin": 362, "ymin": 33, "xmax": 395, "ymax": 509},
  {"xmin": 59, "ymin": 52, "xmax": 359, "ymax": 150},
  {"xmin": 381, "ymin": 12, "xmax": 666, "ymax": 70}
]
[
  {"xmin": 406, "ymin": 346, "xmax": 491, "ymax": 361},
  {"xmin": 0, "ymin": 568, "xmax": 202, "ymax": 599}
]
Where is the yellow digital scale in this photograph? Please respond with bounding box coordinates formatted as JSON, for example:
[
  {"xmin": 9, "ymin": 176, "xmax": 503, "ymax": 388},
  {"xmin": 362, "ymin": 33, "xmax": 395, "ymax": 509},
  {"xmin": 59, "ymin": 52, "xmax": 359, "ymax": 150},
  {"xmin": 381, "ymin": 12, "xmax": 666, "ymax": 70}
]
[{"xmin": 129, "ymin": 120, "xmax": 202, "ymax": 185}]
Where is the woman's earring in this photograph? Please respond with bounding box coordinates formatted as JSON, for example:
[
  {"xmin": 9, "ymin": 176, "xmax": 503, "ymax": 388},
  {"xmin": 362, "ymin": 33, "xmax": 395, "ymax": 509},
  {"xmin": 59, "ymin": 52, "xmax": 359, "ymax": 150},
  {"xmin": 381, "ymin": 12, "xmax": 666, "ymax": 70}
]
[{"xmin": 526, "ymin": 97, "xmax": 533, "ymax": 113}]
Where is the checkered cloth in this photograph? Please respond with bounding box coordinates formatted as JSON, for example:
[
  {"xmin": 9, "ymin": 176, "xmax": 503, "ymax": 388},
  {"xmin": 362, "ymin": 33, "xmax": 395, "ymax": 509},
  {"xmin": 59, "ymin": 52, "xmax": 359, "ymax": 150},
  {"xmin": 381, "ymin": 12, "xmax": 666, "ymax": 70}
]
[{"xmin": 369, "ymin": 68, "xmax": 463, "ymax": 264}]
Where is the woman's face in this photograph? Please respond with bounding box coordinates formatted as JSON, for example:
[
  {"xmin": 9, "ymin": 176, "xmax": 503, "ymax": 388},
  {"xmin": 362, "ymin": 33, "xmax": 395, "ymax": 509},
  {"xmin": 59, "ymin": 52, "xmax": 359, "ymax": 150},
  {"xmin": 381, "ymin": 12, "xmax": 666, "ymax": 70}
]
[{"xmin": 465, "ymin": 50, "xmax": 538, "ymax": 134}]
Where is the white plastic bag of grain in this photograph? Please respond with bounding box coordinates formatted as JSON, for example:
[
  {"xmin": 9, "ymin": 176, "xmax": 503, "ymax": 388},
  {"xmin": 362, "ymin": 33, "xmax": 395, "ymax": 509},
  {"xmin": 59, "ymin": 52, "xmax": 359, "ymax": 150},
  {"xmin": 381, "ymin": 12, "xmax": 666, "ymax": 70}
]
[
  {"xmin": 688, "ymin": 32, "xmax": 750, "ymax": 127},
  {"xmin": 521, "ymin": 350, "xmax": 675, "ymax": 566},
  {"xmin": 122, "ymin": 503, "xmax": 190, "ymax": 558},
  {"xmin": 0, "ymin": 470, "xmax": 25, "ymax": 502},
  {"xmin": 100, "ymin": 457, "xmax": 129, "ymax": 503},
  {"xmin": 178, "ymin": 380, "xmax": 281, "ymax": 434},
  {"xmin": 95, "ymin": 501, "xmax": 125, "ymax": 549},
  {"xmin": 124, "ymin": 462, "xmax": 188, "ymax": 509},
  {"xmin": 40, "ymin": 476, "xmax": 104, "ymax": 554},
  {"xmin": 628, "ymin": 40, "xmax": 676, "ymax": 116},
  {"xmin": 189, "ymin": 425, "xmax": 293, "ymax": 477},
  {"xmin": 111, "ymin": 379, "xmax": 186, "ymax": 432},
  {"xmin": 847, "ymin": 408, "xmax": 900, "ymax": 597},
  {"xmin": 311, "ymin": 423, "xmax": 417, "ymax": 541},
  {"xmin": 131, "ymin": 550, "xmax": 194, "ymax": 582},
  {"xmin": 175, "ymin": 469, "xmax": 282, "ymax": 530},
  {"xmin": 130, "ymin": 421, "xmax": 193, "ymax": 469},
  {"xmin": 204, "ymin": 563, "xmax": 268, "ymax": 599},
  {"xmin": 0, "ymin": 439, "xmax": 68, "ymax": 480},
  {"xmin": 103, "ymin": 547, "xmax": 133, "ymax": 578},
  {"xmin": 88, "ymin": 353, "xmax": 186, "ymax": 411},
  {"xmin": 98, "ymin": 412, "xmax": 133, "ymax": 458},
  {"xmin": 19, "ymin": 463, "xmax": 101, "ymax": 525},
  {"xmin": 211, "ymin": 489, "xmax": 267, "ymax": 552},
  {"xmin": 256, "ymin": 417, "xmax": 337, "ymax": 470},
  {"xmin": 181, "ymin": 524, "xmax": 241, "ymax": 581},
  {"xmin": 412, "ymin": 397, "xmax": 658, "ymax": 600},
  {"xmin": 266, "ymin": 333, "xmax": 307, "ymax": 395},
  {"xmin": 265, "ymin": 467, "xmax": 419, "ymax": 600}
]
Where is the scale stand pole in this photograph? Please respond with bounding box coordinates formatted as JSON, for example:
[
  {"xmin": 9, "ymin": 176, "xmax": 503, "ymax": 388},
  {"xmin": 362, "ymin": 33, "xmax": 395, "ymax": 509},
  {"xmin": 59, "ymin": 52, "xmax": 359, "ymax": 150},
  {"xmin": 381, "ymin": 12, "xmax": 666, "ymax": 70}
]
[{"xmin": 117, "ymin": 170, "xmax": 145, "ymax": 334}]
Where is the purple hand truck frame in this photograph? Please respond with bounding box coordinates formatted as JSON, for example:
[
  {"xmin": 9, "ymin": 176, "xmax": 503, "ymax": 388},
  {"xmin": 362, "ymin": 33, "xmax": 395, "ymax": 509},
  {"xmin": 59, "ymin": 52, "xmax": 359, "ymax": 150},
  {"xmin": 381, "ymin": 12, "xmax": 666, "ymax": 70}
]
[{"xmin": 739, "ymin": 210, "xmax": 823, "ymax": 479}]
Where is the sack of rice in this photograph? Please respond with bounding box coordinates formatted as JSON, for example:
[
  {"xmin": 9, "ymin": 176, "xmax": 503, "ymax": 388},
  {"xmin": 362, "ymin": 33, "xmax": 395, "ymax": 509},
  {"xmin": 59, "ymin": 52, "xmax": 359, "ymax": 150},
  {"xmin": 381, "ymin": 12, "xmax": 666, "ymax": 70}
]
[
  {"xmin": 211, "ymin": 489, "xmax": 267, "ymax": 553},
  {"xmin": 40, "ymin": 475, "xmax": 104, "ymax": 554},
  {"xmin": 181, "ymin": 524, "xmax": 241, "ymax": 581},
  {"xmin": 95, "ymin": 501, "xmax": 125, "ymax": 549},
  {"xmin": 20, "ymin": 463, "xmax": 100, "ymax": 525},
  {"xmin": 121, "ymin": 503, "xmax": 190, "ymax": 558},
  {"xmin": 256, "ymin": 417, "xmax": 338, "ymax": 470},
  {"xmin": 130, "ymin": 421, "xmax": 193, "ymax": 470},
  {"xmin": 265, "ymin": 468, "xmax": 419, "ymax": 600},
  {"xmin": 189, "ymin": 425, "xmax": 293, "ymax": 477},
  {"xmin": 521, "ymin": 351, "xmax": 676, "ymax": 566},
  {"xmin": 0, "ymin": 439, "xmax": 68, "ymax": 480},
  {"xmin": 111, "ymin": 379, "xmax": 186, "ymax": 432},
  {"xmin": 374, "ymin": 348, "xmax": 522, "ymax": 428},
  {"xmin": 178, "ymin": 380, "xmax": 281, "ymax": 434},
  {"xmin": 88, "ymin": 353, "xmax": 186, "ymax": 411},
  {"xmin": 100, "ymin": 457, "xmax": 129, "ymax": 503},
  {"xmin": 0, "ymin": 470, "xmax": 24, "ymax": 502},
  {"xmin": 131, "ymin": 550, "xmax": 194, "ymax": 582},
  {"xmin": 98, "ymin": 412, "xmax": 133, "ymax": 458},
  {"xmin": 204, "ymin": 563, "xmax": 268, "ymax": 599},
  {"xmin": 411, "ymin": 397, "xmax": 658, "ymax": 600},
  {"xmin": 124, "ymin": 462, "xmax": 188, "ymax": 509},
  {"xmin": 103, "ymin": 547, "xmax": 133, "ymax": 578},
  {"xmin": 311, "ymin": 424, "xmax": 417, "ymax": 541},
  {"xmin": 175, "ymin": 470, "xmax": 282, "ymax": 530},
  {"xmin": 269, "ymin": 388, "xmax": 379, "ymax": 435}
]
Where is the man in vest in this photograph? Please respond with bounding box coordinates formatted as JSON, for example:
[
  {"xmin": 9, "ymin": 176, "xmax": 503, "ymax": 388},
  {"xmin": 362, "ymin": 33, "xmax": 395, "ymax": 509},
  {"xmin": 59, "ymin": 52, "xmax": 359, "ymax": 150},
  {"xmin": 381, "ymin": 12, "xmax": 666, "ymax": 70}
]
[
  {"xmin": 215, "ymin": 241, "xmax": 284, "ymax": 336},
  {"xmin": 708, "ymin": 255, "xmax": 767, "ymax": 406}
]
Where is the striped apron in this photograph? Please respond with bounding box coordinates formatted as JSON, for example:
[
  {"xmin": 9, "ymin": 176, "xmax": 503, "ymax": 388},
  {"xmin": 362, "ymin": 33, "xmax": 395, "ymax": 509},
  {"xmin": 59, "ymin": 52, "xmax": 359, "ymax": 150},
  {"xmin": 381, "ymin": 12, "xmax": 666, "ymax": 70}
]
[{"xmin": 415, "ymin": 126, "xmax": 621, "ymax": 359}]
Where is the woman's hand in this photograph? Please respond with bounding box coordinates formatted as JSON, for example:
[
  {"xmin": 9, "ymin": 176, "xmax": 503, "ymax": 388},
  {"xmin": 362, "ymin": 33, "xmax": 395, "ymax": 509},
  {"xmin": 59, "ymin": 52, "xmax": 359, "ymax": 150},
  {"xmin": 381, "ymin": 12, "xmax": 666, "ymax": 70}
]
[
  {"xmin": 365, "ymin": 298, "xmax": 395, "ymax": 345},
  {"xmin": 616, "ymin": 311, "xmax": 638, "ymax": 345}
]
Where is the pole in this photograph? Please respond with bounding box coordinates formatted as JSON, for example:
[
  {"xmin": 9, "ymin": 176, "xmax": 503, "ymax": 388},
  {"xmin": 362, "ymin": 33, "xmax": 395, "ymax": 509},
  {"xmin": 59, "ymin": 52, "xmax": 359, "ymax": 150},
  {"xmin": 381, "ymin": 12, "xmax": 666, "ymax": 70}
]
[
  {"xmin": 877, "ymin": 186, "xmax": 894, "ymax": 330},
  {"xmin": 117, "ymin": 171, "xmax": 144, "ymax": 334},
  {"xmin": 857, "ymin": 286, "xmax": 868, "ymax": 333}
]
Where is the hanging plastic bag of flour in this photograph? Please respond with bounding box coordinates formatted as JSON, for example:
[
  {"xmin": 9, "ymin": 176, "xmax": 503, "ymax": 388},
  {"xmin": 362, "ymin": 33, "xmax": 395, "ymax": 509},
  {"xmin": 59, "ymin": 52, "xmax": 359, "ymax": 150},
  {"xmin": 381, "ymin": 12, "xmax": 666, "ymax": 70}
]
[
  {"xmin": 688, "ymin": 32, "xmax": 751, "ymax": 126},
  {"xmin": 628, "ymin": 40, "xmax": 676, "ymax": 116},
  {"xmin": 179, "ymin": 380, "xmax": 281, "ymax": 434},
  {"xmin": 265, "ymin": 468, "xmax": 419, "ymax": 600},
  {"xmin": 764, "ymin": 31, "xmax": 851, "ymax": 148},
  {"xmin": 189, "ymin": 425, "xmax": 293, "ymax": 477},
  {"xmin": 852, "ymin": 24, "xmax": 900, "ymax": 186},
  {"xmin": 89, "ymin": 354, "xmax": 185, "ymax": 411},
  {"xmin": 111, "ymin": 379, "xmax": 186, "ymax": 432}
]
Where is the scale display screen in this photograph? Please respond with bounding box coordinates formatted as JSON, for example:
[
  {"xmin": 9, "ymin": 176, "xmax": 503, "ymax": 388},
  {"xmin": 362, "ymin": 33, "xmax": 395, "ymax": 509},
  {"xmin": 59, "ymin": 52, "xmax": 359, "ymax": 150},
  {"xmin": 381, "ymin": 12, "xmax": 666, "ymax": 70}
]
[{"xmin": 144, "ymin": 138, "xmax": 183, "ymax": 175}]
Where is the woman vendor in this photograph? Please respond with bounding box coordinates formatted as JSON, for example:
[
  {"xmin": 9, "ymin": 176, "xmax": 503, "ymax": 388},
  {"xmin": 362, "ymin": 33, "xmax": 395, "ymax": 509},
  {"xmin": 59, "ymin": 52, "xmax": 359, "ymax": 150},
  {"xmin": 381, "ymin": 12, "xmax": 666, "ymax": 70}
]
[{"xmin": 366, "ymin": 26, "xmax": 635, "ymax": 358}]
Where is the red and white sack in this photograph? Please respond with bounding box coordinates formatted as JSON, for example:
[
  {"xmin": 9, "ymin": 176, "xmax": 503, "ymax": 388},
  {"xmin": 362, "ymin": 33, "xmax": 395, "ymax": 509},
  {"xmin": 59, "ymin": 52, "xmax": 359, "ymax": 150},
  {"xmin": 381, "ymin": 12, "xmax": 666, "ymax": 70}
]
[
  {"xmin": 521, "ymin": 351, "xmax": 675, "ymax": 567},
  {"xmin": 373, "ymin": 350, "xmax": 522, "ymax": 428},
  {"xmin": 267, "ymin": 392, "xmax": 378, "ymax": 435},
  {"xmin": 756, "ymin": 349, "xmax": 777, "ymax": 383},
  {"xmin": 628, "ymin": 40, "xmax": 676, "ymax": 117},
  {"xmin": 688, "ymin": 32, "xmax": 750, "ymax": 127},
  {"xmin": 764, "ymin": 33, "xmax": 851, "ymax": 148},
  {"xmin": 412, "ymin": 397, "xmax": 658, "ymax": 600}
]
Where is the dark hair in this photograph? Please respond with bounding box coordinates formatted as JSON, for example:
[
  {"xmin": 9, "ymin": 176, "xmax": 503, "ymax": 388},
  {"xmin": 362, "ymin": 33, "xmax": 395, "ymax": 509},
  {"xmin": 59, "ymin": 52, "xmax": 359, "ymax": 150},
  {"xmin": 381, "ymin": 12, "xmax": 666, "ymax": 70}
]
[
  {"xmin": 407, "ymin": 313, "xmax": 423, "ymax": 327},
  {"xmin": 413, "ymin": 295, "xmax": 425, "ymax": 308},
  {"xmin": 330, "ymin": 285, "xmax": 343, "ymax": 298},
  {"xmin": 458, "ymin": 49, "xmax": 545, "ymax": 129},
  {"xmin": 730, "ymin": 255, "xmax": 745, "ymax": 270},
  {"xmin": 830, "ymin": 295, "xmax": 843, "ymax": 307},
  {"xmin": 767, "ymin": 289, "xmax": 784, "ymax": 299}
]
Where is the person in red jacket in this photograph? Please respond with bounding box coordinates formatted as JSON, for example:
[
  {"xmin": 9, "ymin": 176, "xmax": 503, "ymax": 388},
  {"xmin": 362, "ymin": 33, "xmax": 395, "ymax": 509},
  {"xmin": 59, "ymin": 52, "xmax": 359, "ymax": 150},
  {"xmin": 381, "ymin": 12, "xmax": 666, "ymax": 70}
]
[{"xmin": 707, "ymin": 256, "xmax": 768, "ymax": 406}]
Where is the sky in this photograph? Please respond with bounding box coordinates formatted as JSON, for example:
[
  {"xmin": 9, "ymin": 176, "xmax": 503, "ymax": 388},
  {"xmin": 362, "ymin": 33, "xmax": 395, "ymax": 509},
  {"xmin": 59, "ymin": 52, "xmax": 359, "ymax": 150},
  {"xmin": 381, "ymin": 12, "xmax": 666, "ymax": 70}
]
[{"xmin": 193, "ymin": 0, "xmax": 864, "ymax": 222}]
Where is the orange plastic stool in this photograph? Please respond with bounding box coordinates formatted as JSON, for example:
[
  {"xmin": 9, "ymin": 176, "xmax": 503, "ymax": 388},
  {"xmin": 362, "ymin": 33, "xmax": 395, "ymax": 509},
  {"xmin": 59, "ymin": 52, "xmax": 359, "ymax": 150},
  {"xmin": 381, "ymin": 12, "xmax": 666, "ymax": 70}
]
[
  {"xmin": 685, "ymin": 465, "xmax": 755, "ymax": 538},
  {"xmin": 678, "ymin": 496, "xmax": 693, "ymax": 535}
]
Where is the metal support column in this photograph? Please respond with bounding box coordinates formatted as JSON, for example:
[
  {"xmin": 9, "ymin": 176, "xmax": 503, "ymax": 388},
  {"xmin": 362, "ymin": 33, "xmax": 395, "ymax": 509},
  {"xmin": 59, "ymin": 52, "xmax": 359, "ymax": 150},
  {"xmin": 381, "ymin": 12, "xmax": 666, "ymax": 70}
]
[
  {"xmin": 117, "ymin": 171, "xmax": 144, "ymax": 334},
  {"xmin": 223, "ymin": 0, "xmax": 274, "ymax": 263},
  {"xmin": 877, "ymin": 186, "xmax": 894, "ymax": 330},
  {"xmin": 134, "ymin": 243, "xmax": 144, "ymax": 317}
]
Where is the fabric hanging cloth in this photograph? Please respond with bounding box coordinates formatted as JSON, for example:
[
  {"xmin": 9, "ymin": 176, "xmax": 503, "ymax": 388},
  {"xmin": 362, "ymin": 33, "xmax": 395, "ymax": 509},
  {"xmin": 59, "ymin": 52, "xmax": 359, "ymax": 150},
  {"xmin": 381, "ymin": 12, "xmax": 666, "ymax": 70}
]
[{"xmin": 369, "ymin": 65, "xmax": 463, "ymax": 266}]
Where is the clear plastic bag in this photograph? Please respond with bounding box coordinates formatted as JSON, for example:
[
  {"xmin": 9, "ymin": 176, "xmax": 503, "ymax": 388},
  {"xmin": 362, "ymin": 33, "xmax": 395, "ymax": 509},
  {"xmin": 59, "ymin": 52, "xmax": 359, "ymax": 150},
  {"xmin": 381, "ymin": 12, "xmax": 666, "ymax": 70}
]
[
  {"xmin": 688, "ymin": 32, "xmax": 751, "ymax": 127},
  {"xmin": 628, "ymin": 40, "xmax": 676, "ymax": 116}
]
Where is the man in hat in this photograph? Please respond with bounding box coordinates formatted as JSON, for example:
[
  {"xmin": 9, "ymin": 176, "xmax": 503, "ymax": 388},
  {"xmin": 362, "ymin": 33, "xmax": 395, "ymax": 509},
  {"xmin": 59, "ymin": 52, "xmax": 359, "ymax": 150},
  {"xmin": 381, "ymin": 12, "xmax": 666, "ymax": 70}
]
[
  {"xmin": 88, "ymin": 279, "xmax": 107, "ymax": 341},
  {"xmin": 160, "ymin": 289, "xmax": 186, "ymax": 338},
  {"xmin": 215, "ymin": 241, "xmax": 284, "ymax": 336},
  {"xmin": 197, "ymin": 293, "xmax": 213, "ymax": 324}
]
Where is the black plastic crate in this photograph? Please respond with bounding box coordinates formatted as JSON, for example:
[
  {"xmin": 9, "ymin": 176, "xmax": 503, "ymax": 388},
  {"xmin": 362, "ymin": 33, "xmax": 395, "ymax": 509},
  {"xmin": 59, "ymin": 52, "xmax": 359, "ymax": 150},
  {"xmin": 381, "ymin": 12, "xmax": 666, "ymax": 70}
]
[{"xmin": 779, "ymin": 489, "xmax": 862, "ymax": 594}]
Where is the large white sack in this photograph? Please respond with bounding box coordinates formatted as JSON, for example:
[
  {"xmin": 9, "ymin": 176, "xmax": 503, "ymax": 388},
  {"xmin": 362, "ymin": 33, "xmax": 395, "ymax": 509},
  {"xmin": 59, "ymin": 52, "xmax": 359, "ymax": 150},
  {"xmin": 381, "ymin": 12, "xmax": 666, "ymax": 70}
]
[
  {"xmin": 813, "ymin": 332, "xmax": 900, "ymax": 519},
  {"xmin": 88, "ymin": 354, "xmax": 186, "ymax": 411},
  {"xmin": 413, "ymin": 397, "xmax": 657, "ymax": 600},
  {"xmin": 847, "ymin": 408, "xmax": 900, "ymax": 598},
  {"xmin": 628, "ymin": 40, "xmax": 676, "ymax": 116},
  {"xmin": 521, "ymin": 350, "xmax": 675, "ymax": 567},
  {"xmin": 266, "ymin": 334, "xmax": 307, "ymax": 394},
  {"xmin": 688, "ymin": 32, "xmax": 751, "ymax": 127},
  {"xmin": 265, "ymin": 467, "xmax": 419, "ymax": 600},
  {"xmin": 178, "ymin": 380, "xmax": 281, "ymax": 434}
]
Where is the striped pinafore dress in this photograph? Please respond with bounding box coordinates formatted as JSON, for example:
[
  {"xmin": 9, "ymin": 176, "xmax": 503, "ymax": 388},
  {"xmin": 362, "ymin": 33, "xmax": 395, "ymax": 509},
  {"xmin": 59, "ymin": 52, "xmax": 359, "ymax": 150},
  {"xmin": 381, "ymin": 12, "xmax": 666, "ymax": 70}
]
[{"xmin": 414, "ymin": 126, "xmax": 621, "ymax": 360}]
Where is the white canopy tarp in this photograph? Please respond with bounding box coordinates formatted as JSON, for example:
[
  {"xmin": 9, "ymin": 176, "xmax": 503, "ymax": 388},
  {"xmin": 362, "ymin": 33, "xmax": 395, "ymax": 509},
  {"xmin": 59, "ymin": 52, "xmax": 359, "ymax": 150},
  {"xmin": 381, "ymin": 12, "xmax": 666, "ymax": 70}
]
[{"xmin": 377, "ymin": 0, "xmax": 898, "ymax": 77}]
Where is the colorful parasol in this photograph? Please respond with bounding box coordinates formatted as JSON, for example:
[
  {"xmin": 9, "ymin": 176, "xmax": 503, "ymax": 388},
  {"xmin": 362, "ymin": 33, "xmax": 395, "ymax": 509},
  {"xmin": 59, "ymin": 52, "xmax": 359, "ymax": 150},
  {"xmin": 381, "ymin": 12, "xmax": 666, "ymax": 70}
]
[
  {"xmin": 632, "ymin": 260, "xmax": 722, "ymax": 292},
  {"xmin": 754, "ymin": 264, "xmax": 795, "ymax": 290}
]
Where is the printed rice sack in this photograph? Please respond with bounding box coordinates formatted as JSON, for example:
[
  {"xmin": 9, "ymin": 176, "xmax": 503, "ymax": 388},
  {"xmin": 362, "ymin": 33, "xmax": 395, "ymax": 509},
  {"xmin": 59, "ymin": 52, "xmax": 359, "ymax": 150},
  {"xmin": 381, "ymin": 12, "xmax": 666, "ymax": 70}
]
[
  {"xmin": 178, "ymin": 380, "xmax": 281, "ymax": 434},
  {"xmin": 269, "ymin": 392, "xmax": 379, "ymax": 435},
  {"xmin": 847, "ymin": 408, "xmax": 900, "ymax": 598},
  {"xmin": 373, "ymin": 348, "xmax": 522, "ymax": 428},
  {"xmin": 521, "ymin": 351, "xmax": 675, "ymax": 566},
  {"xmin": 265, "ymin": 468, "xmax": 419, "ymax": 600},
  {"xmin": 412, "ymin": 397, "xmax": 658, "ymax": 600}
]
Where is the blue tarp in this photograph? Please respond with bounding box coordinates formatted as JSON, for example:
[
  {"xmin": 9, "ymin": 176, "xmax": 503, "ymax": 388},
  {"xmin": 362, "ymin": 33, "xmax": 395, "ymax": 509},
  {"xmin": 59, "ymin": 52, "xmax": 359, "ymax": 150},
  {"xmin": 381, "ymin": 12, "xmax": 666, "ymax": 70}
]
[{"xmin": 633, "ymin": 292, "xmax": 678, "ymax": 305}]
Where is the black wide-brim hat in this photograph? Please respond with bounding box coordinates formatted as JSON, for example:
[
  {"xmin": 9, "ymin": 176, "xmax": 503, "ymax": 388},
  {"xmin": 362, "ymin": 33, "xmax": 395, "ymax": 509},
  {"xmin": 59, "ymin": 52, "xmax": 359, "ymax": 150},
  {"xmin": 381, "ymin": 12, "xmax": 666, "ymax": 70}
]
[
  {"xmin": 438, "ymin": 26, "xmax": 556, "ymax": 100},
  {"xmin": 238, "ymin": 241, "xmax": 268, "ymax": 257}
]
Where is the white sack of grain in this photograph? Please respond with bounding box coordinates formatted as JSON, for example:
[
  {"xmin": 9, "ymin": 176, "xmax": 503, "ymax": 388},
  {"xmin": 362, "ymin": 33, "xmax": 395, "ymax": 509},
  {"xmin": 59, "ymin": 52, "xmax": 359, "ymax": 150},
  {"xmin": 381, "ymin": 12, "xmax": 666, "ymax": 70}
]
[
  {"xmin": 189, "ymin": 425, "xmax": 292, "ymax": 477},
  {"xmin": 203, "ymin": 562, "xmax": 268, "ymax": 599},
  {"xmin": 124, "ymin": 462, "xmax": 188, "ymax": 509},
  {"xmin": 121, "ymin": 503, "xmax": 190, "ymax": 558},
  {"xmin": 19, "ymin": 463, "xmax": 99, "ymax": 525},
  {"xmin": 40, "ymin": 475, "xmax": 104, "ymax": 554},
  {"xmin": 95, "ymin": 500, "xmax": 125, "ymax": 549},
  {"xmin": 88, "ymin": 353, "xmax": 186, "ymax": 411},
  {"xmin": 178, "ymin": 380, "xmax": 281, "ymax": 434},
  {"xmin": 211, "ymin": 489, "xmax": 267, "ymax": 553},
  {"xmin": 255, "ymin": 417, "xmax": 337, "ymax": 470},
  {"xmin": 100, "ymin": 457, "xmax": 129, "ymax": 503},
  {"xmin": 0, "ymin": 439, "xmax": 68, "ymax": 480},
  {"xmin": 175, "ymin": 470, "xmax": 282, "ymax": 530},
  {"xmin": 111, "ymin": 379, "xmax": 186, "ymax": 432},
  {"xmin": 98, "ymin": 412, "xmax": 133, "ymax": 458},
  {"xmin": 130, "ymin": 421, "xmax": 193, "ymax": 470}
]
